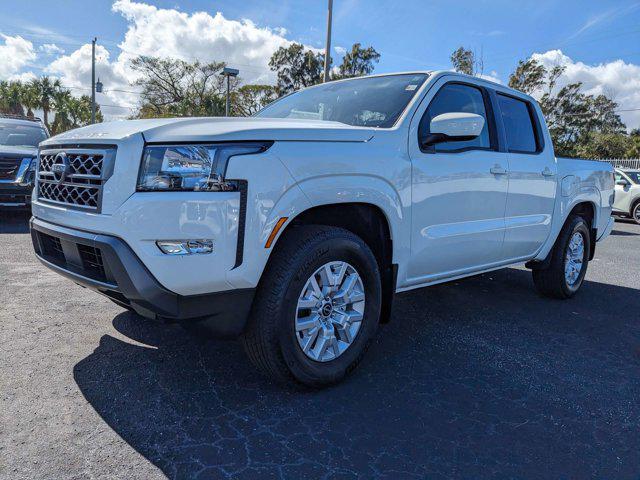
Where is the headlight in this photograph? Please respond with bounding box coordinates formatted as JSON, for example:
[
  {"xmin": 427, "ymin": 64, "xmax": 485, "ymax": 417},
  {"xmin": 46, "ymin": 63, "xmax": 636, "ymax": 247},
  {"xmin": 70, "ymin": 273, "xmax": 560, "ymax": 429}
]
[{"xmin": 137, "ymin": 142, "xmax": 271, "ymax": 192}]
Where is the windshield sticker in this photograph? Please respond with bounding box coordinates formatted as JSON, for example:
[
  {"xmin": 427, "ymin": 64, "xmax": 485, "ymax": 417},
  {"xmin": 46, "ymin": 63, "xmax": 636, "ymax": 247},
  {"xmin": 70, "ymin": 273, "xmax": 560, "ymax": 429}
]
[{"xmin": 405, "ymin": 84, "xmax": 418, "ymax": 91}]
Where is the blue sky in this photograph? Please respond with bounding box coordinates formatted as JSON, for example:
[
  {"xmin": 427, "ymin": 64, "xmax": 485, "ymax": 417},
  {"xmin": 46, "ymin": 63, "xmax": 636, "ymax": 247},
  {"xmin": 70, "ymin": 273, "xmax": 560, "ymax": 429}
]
[{"xmin": 1, "ymin": 0, "xmax": 639, "ymax": 126}]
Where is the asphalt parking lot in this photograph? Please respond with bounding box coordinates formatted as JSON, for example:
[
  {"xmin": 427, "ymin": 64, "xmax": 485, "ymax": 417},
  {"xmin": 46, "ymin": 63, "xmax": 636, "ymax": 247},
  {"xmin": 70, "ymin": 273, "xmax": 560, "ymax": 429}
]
[{"xmin": 1, "ymin": 212, "xmax": 639, "ymax": 480}]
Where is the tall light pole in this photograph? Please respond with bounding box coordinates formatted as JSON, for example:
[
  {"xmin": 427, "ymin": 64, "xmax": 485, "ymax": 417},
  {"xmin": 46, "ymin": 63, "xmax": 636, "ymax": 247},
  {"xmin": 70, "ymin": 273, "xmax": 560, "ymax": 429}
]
[
  {"xmin": 323, "ymin": 0, "xmax": 333, "ymax": 82},
  {"xmin": 222, "ymin": 67, "xmax": 239, "ymax": 116},
  {"xmin": 91, "ymin": 37, "xmax": 97, "ymax": 124}
]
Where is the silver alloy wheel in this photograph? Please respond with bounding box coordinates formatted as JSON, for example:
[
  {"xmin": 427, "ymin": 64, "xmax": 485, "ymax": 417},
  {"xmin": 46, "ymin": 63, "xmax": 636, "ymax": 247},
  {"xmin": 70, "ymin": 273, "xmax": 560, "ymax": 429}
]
[
  {"xmin": 634, "ymin": 204, "xmax": 640, "ymax": 223},
  {"xmin": 564, "ymin": 231, "xmax": 585, "ymax": 286},
  {"xmin": 295, "ymin": 261, "xmax": 365, "ymax": 362}
]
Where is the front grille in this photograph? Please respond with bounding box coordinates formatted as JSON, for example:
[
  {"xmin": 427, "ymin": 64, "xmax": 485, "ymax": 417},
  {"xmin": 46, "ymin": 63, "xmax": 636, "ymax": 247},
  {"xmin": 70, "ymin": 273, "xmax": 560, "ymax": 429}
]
[
  {"xmin": 37, "ymin": 147, "xmax": 116, "ymax": 212},
  {"xmin": 0, "ymin": 157, "xmax": 21, "ymax": 180},
  {"xmin": 38, "ymin": 182, "xmax": 100, "ymax": 208}
]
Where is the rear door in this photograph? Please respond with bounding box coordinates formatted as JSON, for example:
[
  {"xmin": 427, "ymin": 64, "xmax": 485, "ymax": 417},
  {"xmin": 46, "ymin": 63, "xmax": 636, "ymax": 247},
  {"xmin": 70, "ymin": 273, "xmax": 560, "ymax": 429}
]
[{"xmin": 495, "ymin": 93, "xmax": 557, "ymax": 260}]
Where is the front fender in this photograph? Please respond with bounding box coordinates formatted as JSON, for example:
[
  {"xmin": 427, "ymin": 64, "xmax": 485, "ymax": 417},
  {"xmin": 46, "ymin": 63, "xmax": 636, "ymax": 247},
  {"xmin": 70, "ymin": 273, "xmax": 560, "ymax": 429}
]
[{"xmin": 293, "ymin": 174, "xmax": 407, "ymax": 262}]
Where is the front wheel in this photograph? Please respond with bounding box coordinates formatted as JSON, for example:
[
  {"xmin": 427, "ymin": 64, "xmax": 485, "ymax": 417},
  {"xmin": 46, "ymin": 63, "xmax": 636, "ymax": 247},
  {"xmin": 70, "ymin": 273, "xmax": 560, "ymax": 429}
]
[
  {"xmin": 632, "ymin": 201, "xmax": 640, "ymax": 225},
  {"xmin": 241, "ymin": 225, "xmax": 382, "ymax": 387},
  {"xmin": 532, "ymin": 215, "xmax": 591, "ymax": 299}
]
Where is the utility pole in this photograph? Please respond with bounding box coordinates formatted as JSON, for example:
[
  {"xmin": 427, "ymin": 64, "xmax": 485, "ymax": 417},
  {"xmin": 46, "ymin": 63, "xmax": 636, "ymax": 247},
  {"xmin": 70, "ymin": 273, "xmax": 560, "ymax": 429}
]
[
  {"xmin": 323, "ymin": 0, "xmax": 333, "ymax": 82},
  {"xmin": 91, "ymin": 38, "xmax": 96, "ymax": 124},
  {"xmin": 222, "ymin": 67, "xmax": 239, "ymax": 116}
]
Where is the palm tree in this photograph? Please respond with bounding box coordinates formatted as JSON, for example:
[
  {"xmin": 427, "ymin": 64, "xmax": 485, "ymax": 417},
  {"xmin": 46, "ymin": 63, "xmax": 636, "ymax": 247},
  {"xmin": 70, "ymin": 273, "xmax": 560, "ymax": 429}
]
[
  {"xmin": 20, "ymin": 83, "xmax": 40, "ymax": 118},
  {"xmin": 30, "ymin": 76, "xmax": 62, "ymax": 129},
  {"xmin": 0, "ymin": 81, "xmax": 26, "ymax": 116},
  {"xmin": 51, "ymin": 89, "xmax": 73, "ymax": 135}
]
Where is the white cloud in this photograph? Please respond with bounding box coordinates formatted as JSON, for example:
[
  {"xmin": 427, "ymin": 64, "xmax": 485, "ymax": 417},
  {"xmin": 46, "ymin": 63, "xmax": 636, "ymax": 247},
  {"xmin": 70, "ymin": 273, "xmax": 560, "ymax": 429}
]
[
  {"xmin": 47, "ymin": 43, "xmax": 140, "ymax": 119},
  {"xmin": 39, "ymin": 43, "xmax": 64, "ymax": 55},
  {"xmin": 0, "ymin": 34, "xmax": 36, "ymax": 80},
  {"xmin": 43, "ymin": 0, "xmax": 307, "ymax": 118},
  {"xmin": 479, "ymin": 70, "xmax": 502, "ymax": 84},
  {"xmin": 531, "ymin": 49, "xmax": 640, "ymax": 130},
  {"xmin": 111, "ymin": 0, "xmax": 294, "ymax": 84},
  {"xmin": 10, "ymin": 71, "xmax": 37, "ymax": 83},
  {"xmin": 334, "ymin": 46, "xmax": 347, "ymax": 56}
]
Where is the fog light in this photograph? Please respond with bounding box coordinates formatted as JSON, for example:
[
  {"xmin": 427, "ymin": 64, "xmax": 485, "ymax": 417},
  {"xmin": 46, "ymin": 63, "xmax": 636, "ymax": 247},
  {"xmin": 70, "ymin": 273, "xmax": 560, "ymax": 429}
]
[{"xmin": 156, "ymin": 240, "xmax": 213, "ymax": 255}]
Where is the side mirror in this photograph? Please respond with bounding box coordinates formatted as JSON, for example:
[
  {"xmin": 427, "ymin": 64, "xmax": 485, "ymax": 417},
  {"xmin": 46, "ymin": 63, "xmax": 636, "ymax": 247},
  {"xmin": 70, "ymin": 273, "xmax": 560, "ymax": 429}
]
[
  {"xmin": 421, "ymin": 112, "xmax": 485, "ymax": 148},
  {"xmin": 616, "ymin": 179, "xmax": 630, "ymax": 186}
]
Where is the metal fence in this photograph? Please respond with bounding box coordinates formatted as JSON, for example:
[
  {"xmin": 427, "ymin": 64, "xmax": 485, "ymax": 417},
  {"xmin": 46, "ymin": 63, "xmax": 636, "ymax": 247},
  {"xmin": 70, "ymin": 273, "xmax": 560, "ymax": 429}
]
[{"xmin": 596, "ymin": 158, "xmax": 640, "ymax": 169}]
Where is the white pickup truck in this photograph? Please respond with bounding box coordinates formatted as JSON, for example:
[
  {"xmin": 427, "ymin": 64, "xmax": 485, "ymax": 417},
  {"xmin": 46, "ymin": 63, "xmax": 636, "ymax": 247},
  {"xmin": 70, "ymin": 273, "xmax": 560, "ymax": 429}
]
[{"xmin": 30, "ymin": 71, "xmax": 615, "ymax": 387}]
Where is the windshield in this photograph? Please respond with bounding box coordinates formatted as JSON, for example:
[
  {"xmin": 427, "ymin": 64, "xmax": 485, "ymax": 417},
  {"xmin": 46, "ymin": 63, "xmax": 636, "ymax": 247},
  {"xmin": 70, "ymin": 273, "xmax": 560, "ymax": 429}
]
[
  {"xmin": 256, "ymin": 74, "xmax": 429, "ymax": 128},
  {"xmin": 0, "ymin": 121, "xmax": 48, "ymax": 148}
]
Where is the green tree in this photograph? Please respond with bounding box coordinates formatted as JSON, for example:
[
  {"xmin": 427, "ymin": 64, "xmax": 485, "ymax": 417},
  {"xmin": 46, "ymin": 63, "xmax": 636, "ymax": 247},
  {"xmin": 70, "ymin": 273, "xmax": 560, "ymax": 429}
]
[
  {"xmin": 50, "ymin": 91, "xmax": 102, "ymax": 134},
  {"xmin": 626, "ymin": 129, "xmax": 640, "ymax": 158},
  {"xmin": 450, "ymin": 47, "xmax": 475, "ymax": 75},
  {"xmin": 233, "ymin": 84, "xmax": 276, "ymax": 116},
  {"xmin": 333, "ymin": 43, "xmax": 380, "ymax": 79},
  {"xmin": 0, "ymin": 81, "xmax": 26, "ymax": 116},
  {"xmin": 30, "ymin": 76, "xmax": 62, "ymax": 129},
  {"xmin": 131, "ymin": 56, "xmax": 228, "ymax": 117},
  {"xmin": 575, "ymin": 132, "xmax": 633, "ymax": 159},
  {"xmin": 508, "ymin": 59, "xmax": 546, "ymax": 94},
  {"xmin": 268, "ymin": 43, "xmax": 325, "ymax": 95},
  {"xmin": 51, "ymin": 89, "xmax": 74, "ymax": 134},
  {"xmin": 20, "ymin": 83, "xmax": 39, "ymax": 118},
  {"xmin": 509, "ymin": 58, "xmax": 626, "ymax": 157}
]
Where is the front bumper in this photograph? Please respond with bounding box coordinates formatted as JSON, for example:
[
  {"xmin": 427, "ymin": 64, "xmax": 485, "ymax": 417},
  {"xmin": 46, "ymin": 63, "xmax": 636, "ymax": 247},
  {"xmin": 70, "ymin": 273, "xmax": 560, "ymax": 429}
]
[
  {"xmin": 0, "ymin": 183, "xmax": 32, "ymax": 208},
  {"xmin": 30, "ymin": 217, "xmax": 255, "ymax": 337}
]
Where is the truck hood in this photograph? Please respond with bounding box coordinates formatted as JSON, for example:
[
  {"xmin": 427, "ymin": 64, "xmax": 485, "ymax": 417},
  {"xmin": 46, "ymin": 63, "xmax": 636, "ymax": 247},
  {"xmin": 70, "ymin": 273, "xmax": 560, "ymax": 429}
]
[
  {"xmin": 0, "ymin": 145, "xmax": 38, "ymax": 157},
  {"xmin": 41, "ymin": 117, "xmax": 376, "ymax": 145}
]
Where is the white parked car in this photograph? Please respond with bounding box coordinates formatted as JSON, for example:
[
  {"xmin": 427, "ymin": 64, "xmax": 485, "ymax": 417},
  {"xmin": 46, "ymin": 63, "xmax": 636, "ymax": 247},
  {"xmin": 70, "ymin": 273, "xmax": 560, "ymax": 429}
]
[
  {"xmin": 613, "ymin": 168, "xmax": 640, "ymax": 224},
  {"xmin": 30, "ymin": 72, "xmax": 615, "ymax": 387}
]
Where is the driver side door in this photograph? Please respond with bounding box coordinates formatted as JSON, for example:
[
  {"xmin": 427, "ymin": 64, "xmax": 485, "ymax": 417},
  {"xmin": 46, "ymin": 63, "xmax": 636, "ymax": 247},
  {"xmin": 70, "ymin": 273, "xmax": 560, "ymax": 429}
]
[{"xmin": 406, "ymin": 79, "xmax": 508, "ymax": 286}]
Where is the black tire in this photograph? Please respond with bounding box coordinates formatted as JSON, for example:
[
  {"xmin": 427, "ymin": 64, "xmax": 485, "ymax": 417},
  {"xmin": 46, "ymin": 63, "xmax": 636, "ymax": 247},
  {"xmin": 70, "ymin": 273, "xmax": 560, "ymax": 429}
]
[
  {"xmin": 532, "ymin": 215, "xmax": 591, "ymax": 299},
  {"xmin": 241, "ymin": 225, "xmax": 382, "ymax": 387},
  {"xmin": 631, "ymin": 200, "xmax": 640, "ymax": 225}
]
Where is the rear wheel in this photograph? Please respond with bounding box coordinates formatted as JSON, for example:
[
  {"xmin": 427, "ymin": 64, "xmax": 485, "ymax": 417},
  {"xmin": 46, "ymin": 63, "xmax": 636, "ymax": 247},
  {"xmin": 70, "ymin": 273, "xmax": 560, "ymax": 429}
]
[
  {"xmin": 241, "ymin": 225, "xmax": 381, "ymax": 387},
  {"xmin": 532, "ymin": 215, "xmax": 591, "ymax": 299}
]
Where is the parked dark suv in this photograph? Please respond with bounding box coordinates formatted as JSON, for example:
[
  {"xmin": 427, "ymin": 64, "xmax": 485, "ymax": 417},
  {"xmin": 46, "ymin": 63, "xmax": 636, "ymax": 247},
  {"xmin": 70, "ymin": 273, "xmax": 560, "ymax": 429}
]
[{"xmin": 0, "ymin": 114, "xmax": 49, "ymax": 209}]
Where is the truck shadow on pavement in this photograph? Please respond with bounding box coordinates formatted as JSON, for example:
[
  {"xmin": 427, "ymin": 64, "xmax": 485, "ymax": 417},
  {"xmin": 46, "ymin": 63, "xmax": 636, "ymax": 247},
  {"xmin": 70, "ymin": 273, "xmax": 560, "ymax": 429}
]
[{"xmin": 73, "ymin": 267, "xmax": 640, "ymax": 479}]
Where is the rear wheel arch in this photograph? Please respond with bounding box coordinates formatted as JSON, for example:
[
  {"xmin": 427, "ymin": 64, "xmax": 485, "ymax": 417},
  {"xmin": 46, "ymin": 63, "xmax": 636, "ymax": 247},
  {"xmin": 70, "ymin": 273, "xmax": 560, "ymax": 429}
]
[{"xmin": 568, "ymin": 201, "xmax": 597, "ymax": 260}]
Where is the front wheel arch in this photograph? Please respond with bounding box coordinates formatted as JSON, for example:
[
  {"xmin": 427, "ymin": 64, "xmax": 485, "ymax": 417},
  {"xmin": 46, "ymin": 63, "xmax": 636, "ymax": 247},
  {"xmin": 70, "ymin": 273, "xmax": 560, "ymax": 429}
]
[{"xmin": 267, "ymin": 202, "xmax": 397, "ymax": 323}]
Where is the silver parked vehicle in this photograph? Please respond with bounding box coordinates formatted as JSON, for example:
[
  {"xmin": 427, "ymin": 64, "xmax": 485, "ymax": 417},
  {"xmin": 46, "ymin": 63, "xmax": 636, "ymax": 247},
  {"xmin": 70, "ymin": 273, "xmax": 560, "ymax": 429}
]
[{"xmin": 613, "ymin": 169, "xmax": 640, "ymax": 224}]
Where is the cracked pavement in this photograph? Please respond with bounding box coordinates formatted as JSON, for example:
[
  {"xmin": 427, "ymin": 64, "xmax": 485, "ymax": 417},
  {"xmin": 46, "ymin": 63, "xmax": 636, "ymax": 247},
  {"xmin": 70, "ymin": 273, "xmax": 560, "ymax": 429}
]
[{"xmin": 1, "ymin": 211, "xmax": 639, "ymax": 479}]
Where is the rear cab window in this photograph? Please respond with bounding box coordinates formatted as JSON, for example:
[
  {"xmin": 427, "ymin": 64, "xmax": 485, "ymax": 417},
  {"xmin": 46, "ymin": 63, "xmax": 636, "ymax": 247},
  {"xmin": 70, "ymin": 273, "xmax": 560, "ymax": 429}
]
[{"xmin": 497, "ymin": 94, "xmax": 540, "ymax": 154}]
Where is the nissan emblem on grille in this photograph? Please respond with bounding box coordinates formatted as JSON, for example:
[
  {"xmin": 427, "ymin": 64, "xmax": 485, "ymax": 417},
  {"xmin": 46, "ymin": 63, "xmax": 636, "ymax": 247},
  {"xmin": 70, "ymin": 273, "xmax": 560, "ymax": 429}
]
[
  {"xmin": 37, "ymin": 146, "xmax": 116, "ymax": 212},
  {"xmin": 51, "ymin": 152, "xmax": 69, "ymax": 184}
]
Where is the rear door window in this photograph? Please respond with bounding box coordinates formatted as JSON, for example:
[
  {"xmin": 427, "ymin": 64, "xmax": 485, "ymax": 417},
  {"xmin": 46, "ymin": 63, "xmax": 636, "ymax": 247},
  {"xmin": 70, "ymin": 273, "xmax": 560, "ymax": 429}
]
[{"xmin": 497, "ymin": 94, "xmax": 538, "ymax": 153}]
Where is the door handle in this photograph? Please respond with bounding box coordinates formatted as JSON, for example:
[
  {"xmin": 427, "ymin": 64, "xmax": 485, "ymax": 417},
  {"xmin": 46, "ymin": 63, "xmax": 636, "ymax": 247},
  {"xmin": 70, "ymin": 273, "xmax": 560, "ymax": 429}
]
[
  {"xmin": 542, "ymin": 167, "xmax": 555, "ymax": 177},
  {"xmin": 490, "ymin": 165, "xmax": 508, "ymax": 175}
]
